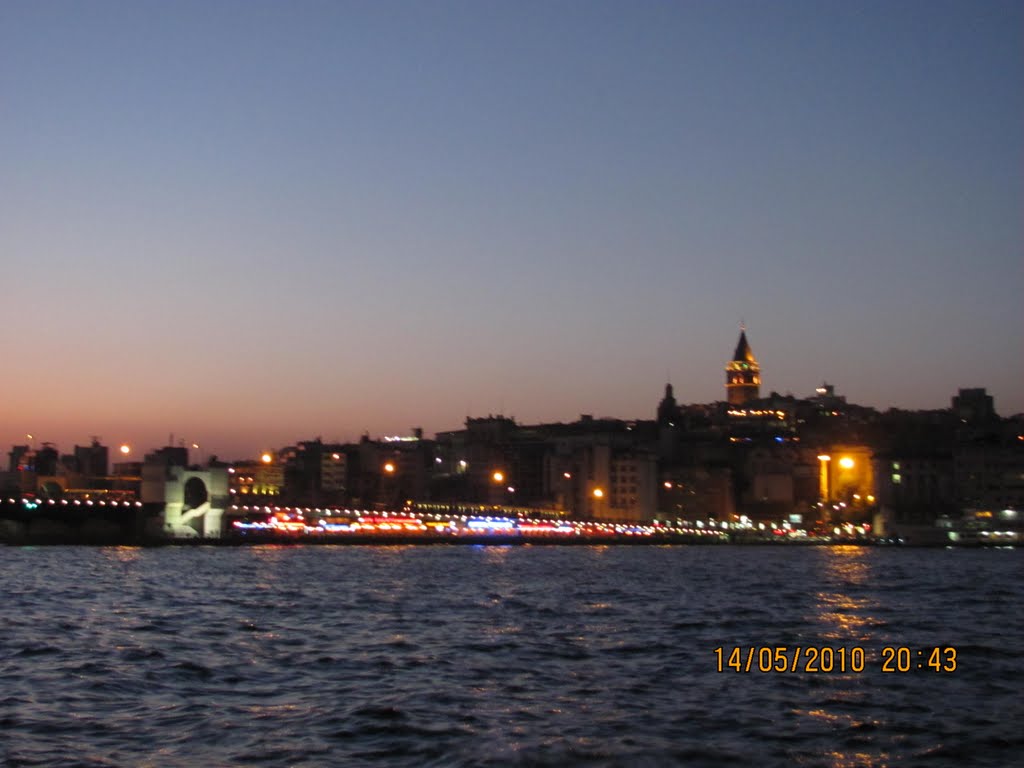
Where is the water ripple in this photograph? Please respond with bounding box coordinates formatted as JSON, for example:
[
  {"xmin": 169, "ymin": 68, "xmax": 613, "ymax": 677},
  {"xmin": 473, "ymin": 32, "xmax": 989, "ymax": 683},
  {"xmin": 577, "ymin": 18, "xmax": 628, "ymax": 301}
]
[{"xmin": 0, "ymin": 545, "xmax": 1020, "ymax": 766}]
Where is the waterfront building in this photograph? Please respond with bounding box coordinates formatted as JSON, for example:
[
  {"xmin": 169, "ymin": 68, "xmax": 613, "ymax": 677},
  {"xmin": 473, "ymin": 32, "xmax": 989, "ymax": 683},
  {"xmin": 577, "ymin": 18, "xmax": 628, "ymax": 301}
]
[
  {"xmin": 375, "ymin": 431, "xmax": 433, "ymax": 509},
  {"xmin": 813, "ymin": 445, "xmax": 875, "ymax": 526},
  {"xmin": 607, "ymin": 450, "xmax": 658, "ymax": 521},
  {"xmin": 8, "ymin": 445, "xmax": 30, "ymax": 473},
  {"xmin": 871, "ymin": 408, "xmax": 959, "ymax": 527},
  {"xmin": 952, "ymin": 387, "xmax": 998, "ymax": 426},
  {"xmin": 435, "ymin": 416, "xmax": 538, "ymax": 507},
  {"xmin": 549, "ymin": 439, "xmax": 658, "ymax": 521},
  {"xmin": 433, "ymin": 414, "xmax": 660, "ymax": 520},
  {"xmin": 321, "ymin": 449, "xmax": 347, "ymax": 494},
  {"xmin": 872, "ymin": 452, "xmax": 955, "ymax": 526},
  {"xmin": 6, "ymin": 443, "xmax": 59, "ymax": 494},
  {"xmin": 74, "ymin": 439, "xmax": 109, "ymax": 478},
  {"xmin": 281, "ymin": 439, "xmax": 341, "ymax": 503},
  {"xmin": 954, "ymin": 419, "xmax": 1024, "ymax": 512},
  {"xmin": 740, "ymin": 444, "xmax": 818, "ymax": 522},
  {"xmin": 659, "ymin": 464, "xmax": 735, "ymax": 523},
  {"xmin": 230, "ymin": 454, "xmax": 284, "ymax": 498},
  {"xmin": 870, "ymin": 390, "xmax": 1022, "ymax": 528},
  {"xmin": 537, "ymin": 417, "xmax": 658, "ymax": 521}
]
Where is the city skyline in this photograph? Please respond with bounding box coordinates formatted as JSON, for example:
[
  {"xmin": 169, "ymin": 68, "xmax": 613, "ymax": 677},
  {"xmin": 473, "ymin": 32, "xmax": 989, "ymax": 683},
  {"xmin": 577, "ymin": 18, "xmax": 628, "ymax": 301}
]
[
  {"xmin": 2, "ymin": 1, "xmax": 1021, "ymax": 460},
  {"xmin": 4, "ymin": 349, "xmax": 1013, "ymax": 464}
]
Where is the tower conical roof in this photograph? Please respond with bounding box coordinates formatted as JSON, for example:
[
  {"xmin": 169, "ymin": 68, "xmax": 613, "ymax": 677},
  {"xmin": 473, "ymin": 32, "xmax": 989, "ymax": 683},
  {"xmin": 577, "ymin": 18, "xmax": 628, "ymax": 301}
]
[{"xmin": 732, "ymin": 330, "xmax": 756, "ymax": 363}]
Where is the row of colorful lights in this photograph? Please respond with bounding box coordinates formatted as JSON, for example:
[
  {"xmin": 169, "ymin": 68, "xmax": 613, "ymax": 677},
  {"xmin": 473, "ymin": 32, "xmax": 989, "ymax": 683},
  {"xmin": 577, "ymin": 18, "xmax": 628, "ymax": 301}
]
[
  {"xmin": 8, "ymin": 498, "xmax": 143, "ymax": 508},
  {"xmin": 228, "ymin": 504, "xmax": 867, "ymax": 538},
  {"xmin": 3, "ymin": 498, "xmax": 865, "ymax": 540},
  {"xmin": 228, "ymin": 505, "xmax": 730, "ymax": 539}
]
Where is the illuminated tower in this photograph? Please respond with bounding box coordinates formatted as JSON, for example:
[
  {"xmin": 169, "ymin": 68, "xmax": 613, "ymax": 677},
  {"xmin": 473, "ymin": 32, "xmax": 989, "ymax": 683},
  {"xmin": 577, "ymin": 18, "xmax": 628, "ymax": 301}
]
[{"xmin": 725, "ymin": 327, "xmax": 760, "ymax": 406}]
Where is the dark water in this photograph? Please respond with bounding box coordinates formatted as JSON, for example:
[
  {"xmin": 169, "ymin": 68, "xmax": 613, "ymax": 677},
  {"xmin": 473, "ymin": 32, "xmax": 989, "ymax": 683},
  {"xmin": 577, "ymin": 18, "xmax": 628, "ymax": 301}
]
[{"xmin": 1, "ymin": 545, "xmax": 1021, "ymax": 767}]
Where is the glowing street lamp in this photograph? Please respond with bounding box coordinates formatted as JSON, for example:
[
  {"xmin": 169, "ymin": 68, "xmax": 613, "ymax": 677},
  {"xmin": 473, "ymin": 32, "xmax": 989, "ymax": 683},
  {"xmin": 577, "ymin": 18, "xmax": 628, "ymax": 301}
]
[
  {"xmin": 261, "ymin": 453, "xmax": 273, "ymax": 464},
  {"xmin": 383, "ymin": 462, "xmax": 396, "ymax": 474},
  {"xmin": 592, "ymin": 488, "xmax": 604, "ymax": 499},
  {"xmin": 492, "ymin": 471, "xmax": 505, "ymax": 483},
  {"xmin": 838, "ymin": 456, "xmax": 855, "ymax": 470},
  {"xmin": 818, "ymin": 454, "xmax": 832, "ymax": 504}
]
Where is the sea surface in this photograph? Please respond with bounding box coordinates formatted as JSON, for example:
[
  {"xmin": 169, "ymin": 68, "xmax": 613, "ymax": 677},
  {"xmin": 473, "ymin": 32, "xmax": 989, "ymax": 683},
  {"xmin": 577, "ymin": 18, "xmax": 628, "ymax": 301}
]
[{"xmin": 1, "ymin": 544, "xmax": 1021, "ymax": 767}]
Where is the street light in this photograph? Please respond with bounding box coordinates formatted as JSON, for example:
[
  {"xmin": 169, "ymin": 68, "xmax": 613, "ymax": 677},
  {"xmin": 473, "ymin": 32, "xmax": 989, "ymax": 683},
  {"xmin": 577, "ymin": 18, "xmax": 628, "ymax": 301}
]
[
  {"xmin": 383, "ymin": 462, "xmax": 396, "ymax": 474},
  {"xmin": 492, "ymin": 471, "xmax": 505, "ymax": 483},
  {"xmin": 838, "ymin": 456, "xmax": 855, "ymax": 470},
  {"xmin": 261, "ymin": 453, "xmax": 273, "ymax": 464},
  {"xmin": 817, "ymin": 454, "xmax": 832, "ymax": 505}
]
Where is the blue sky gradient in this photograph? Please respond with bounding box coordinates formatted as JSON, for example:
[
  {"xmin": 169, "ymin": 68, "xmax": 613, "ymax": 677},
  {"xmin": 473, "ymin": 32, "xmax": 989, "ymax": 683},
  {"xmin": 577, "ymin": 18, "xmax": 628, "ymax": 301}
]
[{"xmin": 2, "ymin": 0, "xmax": 1021, "ymax": 458}]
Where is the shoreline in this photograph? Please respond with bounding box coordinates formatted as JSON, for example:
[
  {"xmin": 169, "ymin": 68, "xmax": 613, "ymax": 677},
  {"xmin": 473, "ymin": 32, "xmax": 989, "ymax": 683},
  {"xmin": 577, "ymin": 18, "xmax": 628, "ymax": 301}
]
[{"xmin": 0, "ymin": 532, "xmax": 1002, "ymax": 548}]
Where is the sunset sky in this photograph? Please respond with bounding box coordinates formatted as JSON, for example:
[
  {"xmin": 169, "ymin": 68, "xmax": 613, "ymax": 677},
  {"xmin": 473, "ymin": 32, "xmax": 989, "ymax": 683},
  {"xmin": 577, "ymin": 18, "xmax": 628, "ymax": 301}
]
[{"xmin": 2, "ymin": 0, "xmax": 1021, "ymax": 460}]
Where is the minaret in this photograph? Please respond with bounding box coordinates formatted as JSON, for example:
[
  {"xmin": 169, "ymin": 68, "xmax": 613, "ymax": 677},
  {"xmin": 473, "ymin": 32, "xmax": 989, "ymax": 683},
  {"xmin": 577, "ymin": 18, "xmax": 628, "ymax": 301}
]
[
  {"xmin": 725, "ymin": 327, "xmax": 761, "ymax": 406},
  {"xmin": 657, "ymin": 382, "xmax": 679, "ymax": 426}
]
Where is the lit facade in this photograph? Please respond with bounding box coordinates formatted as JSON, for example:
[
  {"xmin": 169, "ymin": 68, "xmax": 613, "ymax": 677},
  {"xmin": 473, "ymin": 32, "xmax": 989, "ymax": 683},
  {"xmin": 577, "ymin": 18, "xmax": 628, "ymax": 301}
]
[
  {"xmin": 230, "ymin": 458, "xmax": 284, "ymax": 497},
  {"xmin": 726, "ymin": 329, "xmax": 761, "ymax": 406},
  {"xmin": 816, "ymin": 445, "xmax": 875, "ymax": 522},
  {"xmin": 141, "ymin": 462, "xmax": 230, "ymax": 538}
]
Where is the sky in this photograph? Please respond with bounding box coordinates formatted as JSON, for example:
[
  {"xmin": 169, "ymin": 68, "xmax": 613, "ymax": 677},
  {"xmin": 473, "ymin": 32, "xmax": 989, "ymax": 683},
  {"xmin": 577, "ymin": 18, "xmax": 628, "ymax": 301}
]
[{"xmin": 1, "ymin": 0, "xmax": 1021, "ymax": 460}]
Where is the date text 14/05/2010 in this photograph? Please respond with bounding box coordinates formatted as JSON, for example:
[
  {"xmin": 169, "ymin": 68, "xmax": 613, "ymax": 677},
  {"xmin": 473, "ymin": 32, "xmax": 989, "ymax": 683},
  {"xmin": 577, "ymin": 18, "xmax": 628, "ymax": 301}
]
[{"xmin": 713, "ymin": 646, "xmax": 958, "ymax": 674}]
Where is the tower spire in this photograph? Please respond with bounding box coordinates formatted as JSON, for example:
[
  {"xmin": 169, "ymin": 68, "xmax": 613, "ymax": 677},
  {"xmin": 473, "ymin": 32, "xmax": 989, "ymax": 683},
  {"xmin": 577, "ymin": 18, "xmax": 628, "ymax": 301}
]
[{"xmin": 725, "ymin": 326, "xmax": 761, "ymax": 405}]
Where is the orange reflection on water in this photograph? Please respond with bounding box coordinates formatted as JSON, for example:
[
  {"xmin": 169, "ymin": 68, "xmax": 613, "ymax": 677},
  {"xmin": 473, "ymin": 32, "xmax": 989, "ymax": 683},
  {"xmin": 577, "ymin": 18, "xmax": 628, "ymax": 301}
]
[
  {"xmin": 794, "ymin": 709, "xmax": 888, "ymax": 767},
  {"xmin": 101, "ymin": 545, "xmax": 142, "ymax": 563},
  {"xmin": 797, "ymin": 550, "xmax": 891, "ymax": 768},
  {"xmin": 825, "ymin": 545, "xmax": 871, "ymax": 580},
  {"xmin": 820, "ymin": 750, "xmax": 892, "ymax": 768},
  {"xmin": 814, "ymin": 545, "xmax": 882, "ymax": 643}
]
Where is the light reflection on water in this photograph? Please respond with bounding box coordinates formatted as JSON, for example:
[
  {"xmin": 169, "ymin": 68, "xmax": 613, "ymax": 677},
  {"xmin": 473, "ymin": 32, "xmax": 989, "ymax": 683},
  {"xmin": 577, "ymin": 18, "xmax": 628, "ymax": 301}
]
[
  {"xmin": 803, "ymin": 546, "xmax": 890, "ymax": 768},
  {"xmin": 0, "ymin": 545, "xmax": 1020, "ymax": 767},
  {"xmin": 815, "ymin": 545, "xmax": 882, "ymax": 642}
]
